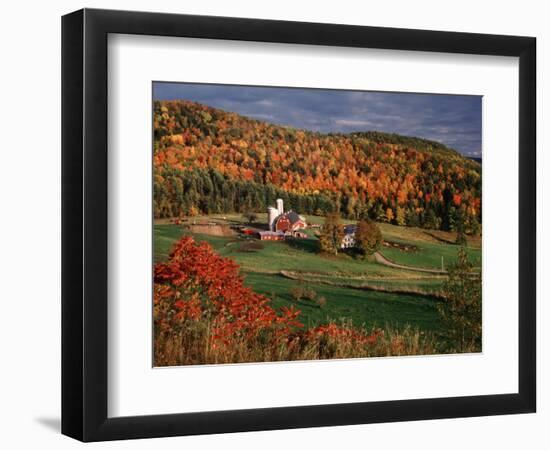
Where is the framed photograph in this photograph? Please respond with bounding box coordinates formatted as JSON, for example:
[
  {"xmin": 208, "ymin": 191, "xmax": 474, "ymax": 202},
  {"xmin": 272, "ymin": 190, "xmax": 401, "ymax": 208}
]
[{"xmin": 62, "ymin": 8, "xmax": 536, "ymax": 441}]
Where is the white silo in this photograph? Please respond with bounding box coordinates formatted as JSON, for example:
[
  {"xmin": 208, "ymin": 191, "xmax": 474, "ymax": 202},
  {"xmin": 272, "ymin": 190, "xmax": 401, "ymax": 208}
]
[
  {"xmin": 268, "ymin": 207, "xmax": 279, "ymax": 231},
  {"xmin": 276, "ymin": 198, "xmax": 284, "ymax": 215}
]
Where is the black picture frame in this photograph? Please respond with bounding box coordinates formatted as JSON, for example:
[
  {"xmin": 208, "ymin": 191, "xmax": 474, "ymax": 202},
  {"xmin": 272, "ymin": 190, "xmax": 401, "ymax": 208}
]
[{"xmin": 62, "ymin": 8, "xmax": 536, "ymax": 442}]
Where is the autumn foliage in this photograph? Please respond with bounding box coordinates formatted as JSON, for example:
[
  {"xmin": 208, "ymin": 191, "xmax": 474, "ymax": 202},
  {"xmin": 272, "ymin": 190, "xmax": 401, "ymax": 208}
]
[
  {"xmin": 153, "ymin": 100, "xmax": 481, "ymax": 233},
  {"xmin": 355, "ymin": 219, "xmax": 383, "ymax": 257},
  {"xmin": 154, "ymin": 237, "xmax": 436, "ymax": 365},
  {"xmin": 319, "ymin": 213, "xmax": 344, "ymax": 255},
  {"xmin": 154, "ymin": 236, "xmax": 301, "ymax": 357}
]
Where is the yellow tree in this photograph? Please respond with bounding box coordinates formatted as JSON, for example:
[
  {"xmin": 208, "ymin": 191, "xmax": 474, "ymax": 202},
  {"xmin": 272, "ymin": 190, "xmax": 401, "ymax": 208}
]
[{"xmin": 319, "ymin": 213, "xmax": 344, "ymax": 256}]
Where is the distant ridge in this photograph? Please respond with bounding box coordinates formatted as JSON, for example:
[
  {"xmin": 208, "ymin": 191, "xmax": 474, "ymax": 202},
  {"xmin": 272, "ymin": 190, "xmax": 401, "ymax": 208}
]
[{"xmin": 350, "ymin": 131, "xmax": 462, "ymax": 159}]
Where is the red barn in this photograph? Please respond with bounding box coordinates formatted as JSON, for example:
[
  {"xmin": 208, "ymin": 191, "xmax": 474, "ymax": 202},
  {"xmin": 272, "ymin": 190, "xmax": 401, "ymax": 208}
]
[{"xmin": 275, "ymin": 211, "xmax": 306, "ymax": 232}]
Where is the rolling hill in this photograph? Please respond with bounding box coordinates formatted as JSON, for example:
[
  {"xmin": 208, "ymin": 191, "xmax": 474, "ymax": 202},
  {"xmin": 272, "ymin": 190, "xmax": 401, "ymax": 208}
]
[{"xmin": 153, "ymin": 100, "xmax": 481, "ymax": 233}]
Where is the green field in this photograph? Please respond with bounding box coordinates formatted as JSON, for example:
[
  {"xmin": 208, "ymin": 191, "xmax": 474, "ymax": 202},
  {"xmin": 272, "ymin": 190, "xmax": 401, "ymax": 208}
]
[
  {"xmin": 242, "ymin": 272, "xmax": 442, "ymax": 332},
  {"xmin": 377, "ymin": 223, "xmax": 481, "ymax": 270},
  {"xmin": 154, "ymin": 214, "xmax": 481, "ymax": 336}
]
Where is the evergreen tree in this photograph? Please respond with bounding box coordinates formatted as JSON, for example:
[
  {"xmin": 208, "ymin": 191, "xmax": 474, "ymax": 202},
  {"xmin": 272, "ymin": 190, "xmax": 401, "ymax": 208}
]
[
  {"xmin": 405, "ymin": 209, "xmax": 420, "ymax": 227},
  {"xmin": 438, "ymin": 247, "xmax": 481, "ymax": 352},
  {"xmin": 423, "ymin": 208, "xmax": 440, "ymax": 230},
  {"xmin": 468, "ymin": 216, "xmax": 481, "ymax": 236},
  {"xmin": 455, "ymin": 217, "xmax": 467, "ymax": 246}
]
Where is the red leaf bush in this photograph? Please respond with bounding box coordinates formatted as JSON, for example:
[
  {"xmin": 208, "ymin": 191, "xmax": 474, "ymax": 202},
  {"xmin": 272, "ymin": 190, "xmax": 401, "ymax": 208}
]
[{"xmin": 154, "ymin": 237, "xmax": 434, "ymax": 366}]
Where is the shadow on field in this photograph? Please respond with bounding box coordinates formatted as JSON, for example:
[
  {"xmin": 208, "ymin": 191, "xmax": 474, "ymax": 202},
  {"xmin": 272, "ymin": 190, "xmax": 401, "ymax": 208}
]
[
  {"xmin": 285, "ymin": 237, "xmax": 320, "ymax": 254},
  {"xmin": 423, "ymin": 231, "xmax": 456, "ymax": 245},
  {"xmin": 277, "ymin": 295, "xmax": 320, "ymax": 310}
]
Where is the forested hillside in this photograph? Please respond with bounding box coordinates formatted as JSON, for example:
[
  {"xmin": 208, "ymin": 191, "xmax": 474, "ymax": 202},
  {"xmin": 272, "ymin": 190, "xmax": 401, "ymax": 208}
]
[{"xmin": 153, "ymin": 100, "xmax": 481, "ymax": 233}]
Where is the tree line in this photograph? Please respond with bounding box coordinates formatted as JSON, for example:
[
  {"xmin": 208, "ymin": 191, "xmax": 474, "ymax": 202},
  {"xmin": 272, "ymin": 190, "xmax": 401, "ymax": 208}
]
[{"xmin": 155, "ymin": 166, "xmax": 479, "ymax": 234}]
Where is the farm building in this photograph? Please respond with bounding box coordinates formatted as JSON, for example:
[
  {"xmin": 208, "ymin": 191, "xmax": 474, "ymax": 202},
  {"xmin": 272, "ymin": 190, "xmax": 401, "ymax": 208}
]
[
  {"xmin": 257, "ymin": 231, "xmax": 286, "ymax": 241},
  {"xmin": 267, "ymin": 199, "xmax": 307, "ymax": 232},
  {"xmin": 341, "ymin": 224, "xmax": 357, "ymax": 249},
  {"xmin": 275, "ymin": 211, "xmax": 307, "ymax": 232}
]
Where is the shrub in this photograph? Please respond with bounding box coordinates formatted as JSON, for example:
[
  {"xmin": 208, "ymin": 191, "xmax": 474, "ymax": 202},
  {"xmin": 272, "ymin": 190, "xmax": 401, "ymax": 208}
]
[
  {"xmin": 243, "ymin": 212, "xmax": 258, "ymax": 224},
  {"xmin": 154, "ymin": 236, "xmax": 302, "ymax": 366},
  {"xmin": 302, "ymin": 287, "xmax": 317, "ymax": 301},
  {"xmin": 316, "ymin": 296, "xmax": 327, "ymax": 309},
  {"xmin": 289, "ymin": 286, "xmax": 304, "ymax": 302}
]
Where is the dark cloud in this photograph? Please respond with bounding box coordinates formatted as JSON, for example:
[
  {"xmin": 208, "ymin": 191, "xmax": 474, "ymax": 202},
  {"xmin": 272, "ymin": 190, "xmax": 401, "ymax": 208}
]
[{"xmin": 153, "ymin": 82, "xmax": 482, "ymax": 157}]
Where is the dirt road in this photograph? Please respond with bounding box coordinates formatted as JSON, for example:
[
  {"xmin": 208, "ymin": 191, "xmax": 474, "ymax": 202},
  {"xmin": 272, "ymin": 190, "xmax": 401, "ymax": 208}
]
[{"xmin": 374, "ymin": 252, "xmax": 448, "ymax": 275}]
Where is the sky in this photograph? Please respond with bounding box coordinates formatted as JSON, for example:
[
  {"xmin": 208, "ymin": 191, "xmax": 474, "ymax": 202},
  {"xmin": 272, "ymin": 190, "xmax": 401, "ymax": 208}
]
[{"xmin": 153, "ymin": 82, "xmax": 482, "ymax": 157}]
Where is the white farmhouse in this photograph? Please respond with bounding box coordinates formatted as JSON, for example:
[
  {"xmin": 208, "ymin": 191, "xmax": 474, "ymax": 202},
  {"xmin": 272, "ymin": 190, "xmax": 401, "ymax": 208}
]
[{"xmin": 340, "ymin": 224, "xmax": 357, "ymax": 249}]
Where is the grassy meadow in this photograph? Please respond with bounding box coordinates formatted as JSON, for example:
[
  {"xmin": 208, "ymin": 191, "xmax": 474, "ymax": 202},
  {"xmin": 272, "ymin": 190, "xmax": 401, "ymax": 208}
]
[{"xmin": 154, "ymin": 213, "xmax": 481, "ymax": 340}]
